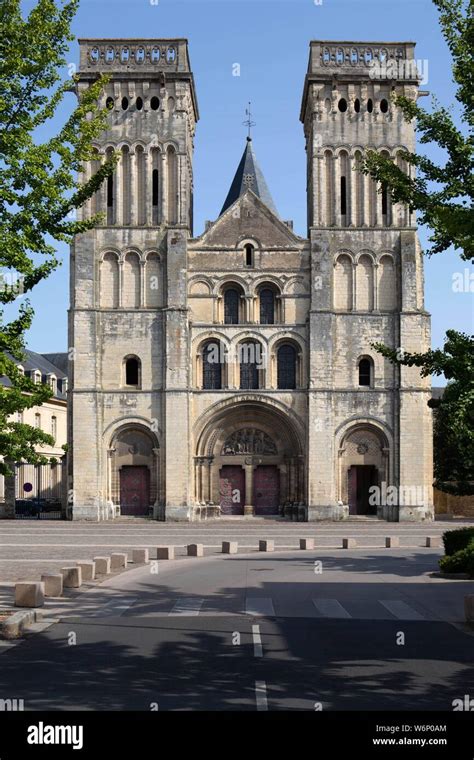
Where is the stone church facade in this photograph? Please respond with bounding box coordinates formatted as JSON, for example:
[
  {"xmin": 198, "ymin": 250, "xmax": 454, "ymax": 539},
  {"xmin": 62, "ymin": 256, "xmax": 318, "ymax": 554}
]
[{"xmin": 69, "ymin": 38, "xmax": 433, "ymax": 522}]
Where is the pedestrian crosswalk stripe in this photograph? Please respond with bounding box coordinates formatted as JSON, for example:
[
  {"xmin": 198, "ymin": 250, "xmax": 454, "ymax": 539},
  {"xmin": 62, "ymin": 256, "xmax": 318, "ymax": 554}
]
[
  {"xmin": 380, "ymin": 600, "xmax": 425, "ymax": 620},
  {"xmin": 245, "ymin": 597, "xmax": 275, "ymax": 617},
  {"xmin": 312, "ymin": 598, "xmax": 352, "ymax": 618},
  {"xmin": 255, "ymin": 681, "xmax": 268, "ymax": 711},
  {"xmin": 169, "ymin": 598, "xmax": 204, "ymax": 616}
]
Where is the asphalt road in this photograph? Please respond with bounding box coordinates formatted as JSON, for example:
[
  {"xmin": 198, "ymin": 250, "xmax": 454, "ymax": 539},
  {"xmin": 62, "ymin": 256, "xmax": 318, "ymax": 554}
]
[{"xmin": 0, "ymin": 548, "xmax": 473, "ymax": 711}]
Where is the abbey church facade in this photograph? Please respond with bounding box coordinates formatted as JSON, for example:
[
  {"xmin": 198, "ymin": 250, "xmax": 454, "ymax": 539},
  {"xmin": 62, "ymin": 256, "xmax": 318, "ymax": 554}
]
[{"xmin": 69, "ymin": 38, "xmax": 433, "ymax": 522}]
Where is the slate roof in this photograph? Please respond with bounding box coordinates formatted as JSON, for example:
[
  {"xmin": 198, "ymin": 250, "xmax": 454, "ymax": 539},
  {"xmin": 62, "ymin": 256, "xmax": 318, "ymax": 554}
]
[
  {"xmin": 1, "ymin": 349, "xmax": 68, "ymax": 400},
  {"xmin": 220, "ymin": 137, "xmax": 279, "ymax": 217}
]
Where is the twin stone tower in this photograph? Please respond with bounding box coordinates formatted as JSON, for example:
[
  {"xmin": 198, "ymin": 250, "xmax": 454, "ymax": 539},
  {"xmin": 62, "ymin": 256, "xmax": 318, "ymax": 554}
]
[{"xmin": 68, "ymin": 38, "xmax": 433, "ymax": 523}]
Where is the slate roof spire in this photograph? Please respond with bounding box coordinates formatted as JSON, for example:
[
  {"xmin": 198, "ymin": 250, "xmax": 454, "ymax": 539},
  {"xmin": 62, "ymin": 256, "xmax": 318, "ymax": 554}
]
[{"xmin": 219, "ymin": 137, "xmax": 279, "ymax": 217}]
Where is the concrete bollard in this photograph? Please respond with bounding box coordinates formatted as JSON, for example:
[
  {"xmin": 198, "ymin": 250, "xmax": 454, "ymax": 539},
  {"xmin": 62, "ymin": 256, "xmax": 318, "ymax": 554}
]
[
  {"xmin": 156, "ymin": 546, "xmax": 174, "ymax": 560},
  {"xmin": 222, "ymin": 541, "xmax": 238, "ymax": 554},
  {"xmin": 61, "ymin": 567, "xmax": 82, "ymax": 588},
  {"xmin": 76, "ymin": 561, "xmax": 96, "ymax": 581},
  {"xmin": 385, "ymin": 537, "xmax": 400, "ymax": 548},
  {"xmin": 110, "ymin": 553, "xmax": 127, "ymax": 570},
  {"xmin": 342, "ymin": 538, "xmax": 356, "ymax": 549},
  {"xmin": 94, "ymin": 557, "xmax": 111, "ymax": 575},
  {"xmin": 15, "ymin": 582, "xmax": 45, "ymax": 608},
  {"xmin": 259, "ymin": 540, "xmax": 274, "ymax": 552},
  {"xmin": 187, "ymin": 544, "xmax": 204, "ymax": 557},
  {"xmin": 300, "ymin": 538, "xmax": 314, "ymax": 550},
  {"xmin": 426, "ymin": 536, "xmax": 442, "ymax": 548},
  {"xmin": 465, "ymin": 595, "xmax": 474, "ymax": 623},
  {"xmin": 41, "ymin": 573, "xmax": 63, "ymax": 597},
  {"xmin": 132, "ymin": 549, "xmax": 149, "ymax": 565}
]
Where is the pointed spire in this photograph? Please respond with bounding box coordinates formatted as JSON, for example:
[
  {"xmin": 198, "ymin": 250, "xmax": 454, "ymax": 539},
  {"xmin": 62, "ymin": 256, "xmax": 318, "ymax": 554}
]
[{"xmin": 219, "ymin": 137, "xmax": 279, "ymax": 217}]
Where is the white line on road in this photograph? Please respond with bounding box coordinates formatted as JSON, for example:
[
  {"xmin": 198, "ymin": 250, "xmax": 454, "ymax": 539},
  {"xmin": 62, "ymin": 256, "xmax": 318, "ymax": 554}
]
[
  {"xmin": 380, "ymin": 600, "xmax": 425, "ymax": 620},
  {"xmin": 169, "ymin": 598, "xmax": 204, "ymax": 616},
  {"xmin": 312, "ymin": 598, "xmax": 352, "ymax": 619},
  {"xmin": 252, "ymin": 624, "xmax": 263, "ymax": 657},
  {"xmin": 88, "ymin": 595, "xmax": 136, "ymax": 618},
  {"xmin": 255, "ymin": 681, "xmax": 268, "ymax": 711},
  {"xmin": 246, "ymin": 597, "xmax": 275, "ymax": 617}
]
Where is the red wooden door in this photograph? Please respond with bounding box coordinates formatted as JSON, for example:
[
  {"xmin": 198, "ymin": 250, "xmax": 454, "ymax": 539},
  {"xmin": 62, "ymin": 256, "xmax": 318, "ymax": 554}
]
[
  {"xmin": 254, "ymin": 465, "xmax": 280, "ymax": 516},
  {"xmin": 219, "ymin": 466, "xmax": 245, "ymax": 515},
  {"xmin": 120, "ymin": 466, "xmax": 150, "ymax": 516}
]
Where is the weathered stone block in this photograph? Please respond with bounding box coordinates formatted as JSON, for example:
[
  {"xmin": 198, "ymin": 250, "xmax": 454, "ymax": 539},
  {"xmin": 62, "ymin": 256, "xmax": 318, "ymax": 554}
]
[
  {"xmin": 110, "ymin": 553, "xmax": 127, "ymax": 570},
  {"xmin": 132, "ymin": 549, "xmax": 150, "ymax": 564},
  {"xmin": 187, "ymin": 543, "xmax": 203, "ymax": 557},
  {"xmin": 426, "ymin": 536, "xmax": 442, "ymax": 548},
  {"xmin": 15, "ymin": 582, "xmax": 45, "ymax": 608},
  {"xmin": 61, "ymin": 566, "xmax": 82, "ymax": 588},
  {"xmin": 41, "ymin": 573, "xmax": 63, "ymax": 597},
  {"xmin": 259, "ymin": 540, "xmax": 274, "ymax": 552},
  {"xmin": 156, "ymin": 546, "xmax": 174, "ymax": 560},
  {"xmin": 222, "ymin": 541, "xmax": 238, "ymax": 554},
  {"xmin": 300, "ymin": 538, "xmax": 314, "ymax": 550},
  {"xmin": 94, "ymin": 557, "xmax": 111, "ymax": 574},
  {"xmin": 342, "ymin": 538, "xmax": 356, "ymax": 549},
  {"xmin": 76, "ymin": 561, "xmax": 96, "ymax": 581},
  {"xmin": 385, "ymin": 537, "xmax": 400, "ymax": 548}
]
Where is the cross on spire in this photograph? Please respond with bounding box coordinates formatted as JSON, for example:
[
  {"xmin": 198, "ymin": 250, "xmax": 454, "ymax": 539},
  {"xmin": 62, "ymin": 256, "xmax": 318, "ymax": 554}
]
[{"xmin": 242, "ymin": 101, "xmax": 256, "ymax": 140}]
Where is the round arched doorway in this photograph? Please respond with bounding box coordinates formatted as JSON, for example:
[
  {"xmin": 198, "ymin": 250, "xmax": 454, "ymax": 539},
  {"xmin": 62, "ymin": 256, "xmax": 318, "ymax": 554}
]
[
  {"xmin": 108, "ymin": 426, "xmax": 159, "ymax": 516},
  {"xmin": 195, "ymin": 401, "xmax": 304, "ymax": 516}
]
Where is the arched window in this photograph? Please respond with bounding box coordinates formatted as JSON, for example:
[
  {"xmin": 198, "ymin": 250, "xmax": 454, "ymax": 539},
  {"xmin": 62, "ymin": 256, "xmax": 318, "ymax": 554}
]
[
  {"xmin": 51, "ymin": 416, "xmax": 57, "ymax": 441},
  {"xmin": 239, "ymin": 342, "xmax": 260, "ymax": 390},
  {"xmin": 224, "ymin": 288, "xmax": 240, "ymax": 324},
  {"xmin": 202, "ymin": 341, "xmax": 222, "ymax": 390},
  {"xmin": 259, "ymin": 288, "xmax": 275, "ymax": 324},
  {"xmin": 125, "ymin": 356, "xmax": 141, "ymax": 387},
  {"xmin": 358, "ymin": 358, "xmax": 373, "ymax": 387},
  {"xmin": 277, "ymin": 344, "xmax": 297, "ymax": 389}
]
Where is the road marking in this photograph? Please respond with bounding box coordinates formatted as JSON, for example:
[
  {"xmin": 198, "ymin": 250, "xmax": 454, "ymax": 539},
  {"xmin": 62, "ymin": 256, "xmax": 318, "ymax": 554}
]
[
  {"xmin": 169, "ymin": 598, "xmax": 204, "ymax": 616},
  {"xmin": 255, "ymin": 681, "xmax": 268, "ymax": 711},
  {"xmin": 88, "ymin": 595, "xmax": 136, "ymax": 618},
  {"xmin": 246, "ymin": 597, "xmax": 275, "ymax": 617},
  {"xmin": 380, "ymin": 600, "xmax": 425, "ymax": 620},
  {"xmin": 252, "ymin": 624, "xmax": 263, "ymax": 657},
  {"xmin": 312, "ymin": 598, "xmax": 352, "ymax": 619}
]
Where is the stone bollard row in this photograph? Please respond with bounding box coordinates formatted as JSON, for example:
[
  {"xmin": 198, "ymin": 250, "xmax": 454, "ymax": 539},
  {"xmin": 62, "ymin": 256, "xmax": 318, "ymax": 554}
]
[
  {"xmin": 15, "ymin": 582, "xmax": 45, "ymax": 608},
  {"xmin": 157, "ymin": 546, "xmax": 174, "ymax": 560},
  {"xmin": 259, "ymin": 540, "xmax": 274, "ymax": 552},
  {"xmin": 132, "ymin": 549, "xmax": 150, "ymax": 565},
  {"xmin": 300, "ymin": 538, "xmax": 314, "ymax": 550},
  {"xmin": 41, "ymin": 573, "xmax": 63, "ymax": 597},
  {"xmin": 94, "ymin": 557, "xmax": 111, "ymax": 575},
  {"xmin": 187, "ymin": 544, "xmax": 204, "ymax": 557},
  {"xmin": 76, "ymin": 561, "xmax": 96, "ymax": 581},
  {"xmin": 61, "ymin": 566, "xmax": 82, "ymax": 588},
  {"xmin": 426, "ymin": 536, "xmax": 442, "ymax": 548},
  {"xmin": 385, "ymin": 537, "xmax": 400, "ymax": 548},
  {"xmin": 342, "ymin": 538, "xmax": 356, "ymax": 549},
  {"xmin": 110, "ymin": 553, "xmax": 128, "ymax": 570}
]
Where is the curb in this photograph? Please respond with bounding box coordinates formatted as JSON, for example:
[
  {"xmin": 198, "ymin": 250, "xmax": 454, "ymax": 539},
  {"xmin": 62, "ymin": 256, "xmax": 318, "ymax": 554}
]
[{"xmin": 432, "ymin": 571, "xmax": 472, "ymax": 580}]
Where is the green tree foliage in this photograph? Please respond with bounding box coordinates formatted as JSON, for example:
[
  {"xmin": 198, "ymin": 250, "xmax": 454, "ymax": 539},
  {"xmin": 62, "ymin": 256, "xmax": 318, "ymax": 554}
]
[
  {"xmin": 363, "ymin": 0, "xmax": 473, "ymax": 260},
  {"xmin": 372, "ymin": 331, "xmax": 474, "ymax": 495},
  {"xmin": 0, "ymin": 0, "xmax": 116, "ymax": 475}
]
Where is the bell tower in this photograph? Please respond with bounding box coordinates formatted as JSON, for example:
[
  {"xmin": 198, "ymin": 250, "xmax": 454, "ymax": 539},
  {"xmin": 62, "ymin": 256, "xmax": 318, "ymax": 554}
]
[
  {"xmin": 301, "ymin": 42, "xmax": 433, "ymax": 522},
  {"xmin": 69, "ymin": 39, "xmax": 198, "ymax": 520}
]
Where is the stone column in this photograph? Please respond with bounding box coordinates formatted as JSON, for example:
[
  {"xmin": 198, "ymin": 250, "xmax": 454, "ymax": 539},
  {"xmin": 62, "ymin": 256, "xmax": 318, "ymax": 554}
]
[
  {"xmin": 118, "ymin": 261, "xmax": 123, "ymax": 308},
  {"xmin": 373, "ymin": 263, "xmax": 379, "ymax": 311},
  {"xmin": 202, "ymin": 458, "xmax": 210, "ymax": 503},
  {"xmin": 140, "ymin": 260, "xmax": 146, "ymax": 308},
  {"xmin": 243, "ymin": 461, "xmax": 254, "ymax": 516},
  {"xmin": 115, "ymin": 152, "xmax": 123, "ymax": 227},
  {"xmin": 349, "ymin": 155, "xmax": 357, "ymax": 227},
  {"xmin": 152, "ymin": 447, "xmax": 160, "ymax": 517},
  {"xmin": 363, "ymin": 169, "xmax": 371, "ymax": 227},
  {"xmin": 161, "ymin": 152, "xmax": 168, "ymax": 223},
  {"xmin": 351, "ymin": 262, "xmax": 357, "ymax": 311},
  {"xmin": 107, "ymin": 448, "xmax": 115, "ymax": 515},
  {"xmin": 130, "ymin": 151, "xmax": 137, "ymax": 226}
]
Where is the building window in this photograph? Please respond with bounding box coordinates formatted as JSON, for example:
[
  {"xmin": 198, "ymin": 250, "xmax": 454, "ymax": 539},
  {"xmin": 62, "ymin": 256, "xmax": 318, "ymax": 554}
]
[
  {"xmin": 381, "ymin": 182, "xmax": 388, "ymax": 216},
  {"xmin": 17, "ymin": 411, "xmax": 23, "ymax": 424},
  {"xmin": 35, "ymin": 413, "xmax": 41, "ymax": 429},
  {"xmin": 125, "ymin": 356, "xmax": 141, "ymax": 387},
  {"xmin": 340, "ymin": 176, "xmax": 347, "ymax": 216},
  {"xmin": 51, "ymin": 416, "xmax": 57, "ymax": 442},
  {"xmin": 239, "ymin": 342, "xmax": 259, "ymax": 390},
  {"xmin": 245, "ymin": 244, "xmax": 254, "ymax": 267},
  {"xmin": 358, "ymin": 358, "xmax": 373, "ymax": 386},
  {"xmin": 152, "ymin": 169, "xmax": 159, "ymax": 207},
  {"xmin": 224, "ymin": 288, "xmax": 240, "ymax": 324},
  {"xmin": 338, "ymin": 98, "xmax": 347, "ymax": 112},
  {"xmin": 259, "ymin": 288, "xmax": 275, "ymax": 324},
  {"xmin": 202, "ymin": 342, "xmax": 222, "ymax": 390},
  {"xmin": 367, "ymin": 98, "xmax": 373, "ymax": 113},
  {"xmin": 277, "ymin": 344, "xmax": 297, "ymax": 390}
]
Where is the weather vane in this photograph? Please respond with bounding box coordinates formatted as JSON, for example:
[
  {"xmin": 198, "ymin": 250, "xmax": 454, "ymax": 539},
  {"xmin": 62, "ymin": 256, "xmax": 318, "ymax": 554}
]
[{"xmin": 243, "ymin": 102, "xmax": 256, "ymax": 139}]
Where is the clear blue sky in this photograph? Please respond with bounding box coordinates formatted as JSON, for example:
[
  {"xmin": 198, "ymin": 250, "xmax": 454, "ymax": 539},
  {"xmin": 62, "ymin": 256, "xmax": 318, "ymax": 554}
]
[{"xmin": 19, "ymin": 0, "xmax": 473, "ymax": 357}]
